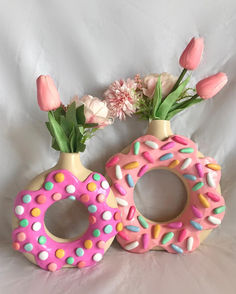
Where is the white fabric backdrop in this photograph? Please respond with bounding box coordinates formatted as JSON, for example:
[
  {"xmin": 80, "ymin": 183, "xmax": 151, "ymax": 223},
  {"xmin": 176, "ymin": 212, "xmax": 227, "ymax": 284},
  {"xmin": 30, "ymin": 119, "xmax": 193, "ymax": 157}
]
[{"xmin": 0, "ymin": 0, "xmax": 236, "ymax": 293}]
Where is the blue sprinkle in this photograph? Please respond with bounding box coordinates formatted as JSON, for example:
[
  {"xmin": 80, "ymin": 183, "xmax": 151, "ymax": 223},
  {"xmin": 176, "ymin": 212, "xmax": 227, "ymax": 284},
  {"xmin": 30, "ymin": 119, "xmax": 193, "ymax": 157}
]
[
  {"xmin": 24, "ymin": 243, "xmax": 33, "ymax": 252},
  {"xmin": 68, "ymin": 196, "xmax": 76, "ymax": 201},
  {"xmin": 125, "ymin": 225, "xmax": 140, "ymax": 232},
  {"xmin": 183, "ymin": 174, "xmax": 197, "ymax": 181},
  {"xmin": 190, "ymin": 220, "xmax": 203, "ymax": 230},
  {"xmin": 88, "ymin": 205, "xmax": 97, "ymax": 213},
  {"xmin": 159, "ymin": 153, "xmax": 174, "ymax": 161},
  {"xmin": 126, "ymin": 174, "xmax": 134, "ymax": 187},
  {"xmin": 171, "ymin": 244, "xmax": 183, "ymax": 254}
]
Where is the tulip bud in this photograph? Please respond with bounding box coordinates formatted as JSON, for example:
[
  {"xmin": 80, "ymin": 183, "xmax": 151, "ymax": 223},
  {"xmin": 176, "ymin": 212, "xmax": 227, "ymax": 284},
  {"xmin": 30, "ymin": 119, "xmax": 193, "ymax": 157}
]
[
  {"xmin": 36, "ymin": 75, "xmax": 61, "ymax": 111},
  {"xmin": 196, "ymin": 72, "xmax": 228, "ymax": 99},
  {"xmin": 179, "ymin": 37, "xmax": 204, "ymax": 70}
]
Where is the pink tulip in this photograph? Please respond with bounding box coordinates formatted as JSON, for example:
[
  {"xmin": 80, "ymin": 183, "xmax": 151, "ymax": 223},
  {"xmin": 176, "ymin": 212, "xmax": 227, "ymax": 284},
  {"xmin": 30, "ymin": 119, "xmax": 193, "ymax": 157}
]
[
  {"xmin": 179, "ymin": 37, "xmax": 204, "ymax": 70},
  {"xmin": 196, "ymin": 72, "xmax": 228, "ymax": 99},
  {"xmin": 36, "ymin": 75, "xmax": 61, "ymax": 111}
]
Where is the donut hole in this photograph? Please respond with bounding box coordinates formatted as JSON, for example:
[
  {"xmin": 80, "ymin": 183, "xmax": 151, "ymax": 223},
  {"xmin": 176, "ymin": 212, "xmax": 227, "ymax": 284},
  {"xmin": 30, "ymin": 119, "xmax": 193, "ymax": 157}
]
[
  {"xmin": 133, "ymin": 169, "xmax": 187, "ymax": 222},
  {"xmin": 44, "ymin": 198, "xmax": 89, "ymax": 240}
]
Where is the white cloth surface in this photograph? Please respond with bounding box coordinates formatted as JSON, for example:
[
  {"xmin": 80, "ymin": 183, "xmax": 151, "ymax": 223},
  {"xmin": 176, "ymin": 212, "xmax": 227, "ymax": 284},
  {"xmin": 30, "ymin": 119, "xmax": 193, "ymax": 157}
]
[{"xmin": 0, "ymin": 0, "xmax": 236, "ymax": 293}]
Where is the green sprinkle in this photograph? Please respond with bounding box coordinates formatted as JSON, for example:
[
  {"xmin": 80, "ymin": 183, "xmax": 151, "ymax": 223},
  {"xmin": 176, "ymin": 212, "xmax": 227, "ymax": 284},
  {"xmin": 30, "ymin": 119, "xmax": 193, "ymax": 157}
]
[
  {"xmin": 22, "ymin": 194, "xmax": 31, "ymax": 203},
  {"xmin": 161, "ymin": 232, "xmax": 174, "ymax": 245},
  {"xmin": 19, "ymin": 219, "xmax": 29, "ymax": 227},
  {"xmin": 104, "ymin": 224, "xmax": 113, "ymax": 234},
  {"xmin": 134, "ymin": 142, "xmax": 140, "ymax": 155},
  {"xmin": 93, "ymin": 173, "xmax": 101, "ymax": 181},
  {"xmin": 88, "ymin": 205, "xmax": 97, "ymax": 213},
  {"xmin": 68, "ymin": 196, "xmax": 76, "ymax": 201},
  {"xmin": 192, "ymin": 182, "xmax": 204, "ymax": 191},
  {"xmin": 38, "ymin": 236, "xmax": 47, "ymax": 245},
  {"xmin": 179, "ymin": 148, "xmax": 194, "ymax": 154},
  {"xmin": 75, "ymin": 248, "xmax": 84, "ymax": 257},
  {"xmin": 44, "ymin": 181, "xmax": 54, "ymax": 191},
  {"xmin": 66, "ymin": 257, "xmax": 74, "ymax": 265},
  {"xmin": 137, "ymin": 215, "xmax": 149, "ymax": 229},
  {"xmin": 213, "ymin": 206, "xmax": 226, "ymax": 214},
  {"xmin": 93, "ymin": 229, "xmax": 101, "ymax": 237},
  {"xmin": 24, "ymin": 243, "xmax": 33, "ymax": 251}
]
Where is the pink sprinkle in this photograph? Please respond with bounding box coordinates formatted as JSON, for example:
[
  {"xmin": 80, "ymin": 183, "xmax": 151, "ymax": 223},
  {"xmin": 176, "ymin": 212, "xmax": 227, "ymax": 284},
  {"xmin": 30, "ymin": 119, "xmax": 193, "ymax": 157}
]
[
  {"xmin": 178, "ymin": 228, "xmax": 187, "ymax": 242},
  {"xmin": 191, "ymin": 205, "xmax": 203, "ymax": 218},
  {"xmin": 114, "ymin": 183, "xmax": 126, "ymax": 196},
  {"xmin": 172, "ymin": 135, "xmax": 188, "ymax": 145},
  {"xmin": 161, "ymin": 141, "xmax": 176, "ymax": 150},
  {"xmin": 142, "ymin": 233, "xmax": 149, "ymax": 250},
  {"xmin": 106, "ymin": 156, "xmax": 119, "ymax": 168},
  {"xmin": 127, "ymin": 206, "xmax": 136, "ymax": 220},
  {"xmin": 138, "ymin": 164, "xmax": 149, "ymax": 177},
  {"xmin": 167, "ymin": 222, "xmax": 183, "ymax": 229},
  {"xmin": 142, "ymin": 151, "xmax": 154, "ymax": 163},
  {"xmin": 118, "ymin": 230, "xmax": 130, "ymax": 241},
  {"xmin": 195, "ymin": 163, "xmax": 204, "ymax": 178},
  {"xmin": 206, "ymin": 192, "xmax": 221, "ymax": 202}
]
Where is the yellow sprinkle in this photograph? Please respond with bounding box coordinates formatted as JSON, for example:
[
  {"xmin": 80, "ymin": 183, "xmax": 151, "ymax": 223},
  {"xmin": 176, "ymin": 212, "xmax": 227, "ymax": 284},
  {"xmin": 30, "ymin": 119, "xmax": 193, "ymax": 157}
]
[
  {"xmin": 168, "ymin": 160, "xmax": 180, "ymax": 169},
  {"xmin": 206, "ymin": 164, "xmax": 221, "ymax": 171},
  {"xmin": 198, "ymin": 194, "xmax": 210, "ymax": 208},
  {"xmin": 87, "ymin": 182, "xmax": 97, "ymax": 192},
  {"xmin": 123, "ymin": 161, "xmax": 139, "ymax": 170},
  {"xmin": 152, "ymin": 224, "xmax": 161, "ymax": 239},
  {"xmin": 31, "ymin": 208, "xmax": 41, "ymax": 217},
  {"xmin": 84, "ymin": 240, "xmax": 93, "ymax": 249},
  {"xmin": 116, "ymin": 222, "xmax": 123, "ymax": 232},
  {"xmin": 55, "ymin": 249, "xmax": 65, "ymax": 259},
  {"xmin": 54, "ymin": 172, "xmax": 65, "ymax": 183}
]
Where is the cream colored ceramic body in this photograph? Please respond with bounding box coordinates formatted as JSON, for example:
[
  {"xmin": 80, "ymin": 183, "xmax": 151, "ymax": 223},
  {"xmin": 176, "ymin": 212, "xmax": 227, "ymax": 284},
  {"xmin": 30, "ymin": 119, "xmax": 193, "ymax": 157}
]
[
  {"xmin": 113, "ymin": 120, "xmax": 221, "ymax": 251},
  {"xmin": 12, "ymin": 153, "xmax": 118, "ymax": 267}
]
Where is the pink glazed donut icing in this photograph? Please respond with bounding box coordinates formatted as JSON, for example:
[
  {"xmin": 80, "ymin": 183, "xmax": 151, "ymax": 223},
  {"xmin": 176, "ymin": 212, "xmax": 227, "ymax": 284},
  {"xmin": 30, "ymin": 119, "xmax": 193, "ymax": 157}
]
[
  {"xmin": 106, "ymin": 134, "xmax": 226, "ymax": 254},
  {"xmin": 12, "ymin": 170, "xmax": 121, "ymax": 271}
]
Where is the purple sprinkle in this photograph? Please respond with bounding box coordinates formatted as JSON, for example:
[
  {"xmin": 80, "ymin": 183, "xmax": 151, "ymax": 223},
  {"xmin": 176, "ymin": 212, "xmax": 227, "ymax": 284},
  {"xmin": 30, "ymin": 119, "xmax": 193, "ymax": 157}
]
[
  {"xmin": 191, "ymin": 205, "xmax": 203, "ymax": 218},
  {"xmin": 195, "ymin": 163, "xmax": 204, "ymax": 178},
  {"xmin": 138, "ymin": 164, "xmax": 149, "ymax": 177},
  {"xmin": 167, "ymin": 222, "xmax": 183, "ymax": 229},
  {"xmin": 161, "ymin": 141, "xmax": 176, "ymax": 150}
]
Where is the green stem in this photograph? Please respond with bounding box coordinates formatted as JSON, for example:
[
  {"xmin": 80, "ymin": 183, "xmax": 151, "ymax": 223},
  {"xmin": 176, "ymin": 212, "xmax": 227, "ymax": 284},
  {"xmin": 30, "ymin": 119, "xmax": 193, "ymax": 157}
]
[{"xmin": 171, "ymin": 68, "xmax": 187, "ymax": 92}]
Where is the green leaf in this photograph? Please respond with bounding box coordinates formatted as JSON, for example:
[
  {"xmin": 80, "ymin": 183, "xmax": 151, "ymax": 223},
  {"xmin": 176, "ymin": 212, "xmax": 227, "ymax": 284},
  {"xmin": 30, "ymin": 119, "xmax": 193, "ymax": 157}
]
[
  {"xmin": 152, "ymin": 77, "xmax": 162, "ymax": 119},
  {"xmin": 76, "ymin": 105, "xmax": 86, "ymax": 124},
  {"xmin": 76, "ymin": 143, "xmax": 86, "ymax": 152},
  {"xmin": 52, "ymin": 138, "xmax": 60, "ymax": 151},
  {"xmin": 45, "ymin": 122, "xmax": 54, "ymax": 137},
  {"xmin": 48, "ymin": 111, "xmax": 70, "ymax": 153},
  {"xmin": 69, "ymin": 127, "xmax": 76, "ymax": 152},
  {"xmin": 156, "ymin": 75, "xmax": 191, "ymax": 120},
  {"xmin": 84, "ymin": 123, "xmax": 98, "ymax": 128},
  {"xmin": 166, "ymin": 98, "xmax": 203, "ymax": 120},
  {"xmin": 60, "ymin": 115, "xmax": 73, "ymax": 137},
  {"xmin": 66, "ymin": 102, "xmax": 77, "ymax": 124},
  {"xmin": 53, "ymin": 106, "xmax": 65, "ymax": 123}
]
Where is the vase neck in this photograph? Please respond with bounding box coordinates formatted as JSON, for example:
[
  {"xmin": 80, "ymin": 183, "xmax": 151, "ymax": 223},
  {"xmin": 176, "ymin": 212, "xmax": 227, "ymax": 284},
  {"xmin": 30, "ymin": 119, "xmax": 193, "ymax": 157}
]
[
  {"xmin": 146, "ymin": 120, "xmax": 173, "ymax": 140},
  {"xmin": 55, "ymin": 152, "xmax": 91, "ymax": 180}
]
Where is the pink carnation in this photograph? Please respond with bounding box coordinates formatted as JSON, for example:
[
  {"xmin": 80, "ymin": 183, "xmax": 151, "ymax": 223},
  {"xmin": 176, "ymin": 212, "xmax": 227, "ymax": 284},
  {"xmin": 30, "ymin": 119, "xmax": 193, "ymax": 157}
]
[{"xmin": 104, "ymin": 79, "xmax": 137, "ymax": 120}]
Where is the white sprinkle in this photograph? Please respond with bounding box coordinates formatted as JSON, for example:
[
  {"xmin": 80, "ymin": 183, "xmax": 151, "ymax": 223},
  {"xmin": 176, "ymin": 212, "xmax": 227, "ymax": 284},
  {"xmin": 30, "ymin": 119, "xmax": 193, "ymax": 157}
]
[
  {"xmin": 208, "ymin": 216, "xmax": 221, "ymax": 225},
  {"xmin": 144, "ymin": 141, "xmax": 158, "ymax": 149},
  {"xmin": 116, "ymin": 197, "xmax": 128, "ymax": 207},
  {"xmin": 207, "ymin": 172, "xmax": 216, "ymax": 187},
  {"xmin": 115, "ymin": 165, "xmax": 123, "ymax": 180},
  {"xmin": 102, "ymin": 211, "xmax": 112, "ymax": 221},
  {"xmin": 125, "ymin": 241, "xmax": 139, "ymax": 251},
  {"xmin": 93, "ymin": 253, "xmax": 103, "ymax": 262},
  {"xmin": 66, "ymin": 184, "xmax": 76, "ymax": 194},
  {"xmin": 187, "ymin": 237, "xmax": 194, "ymax": 251},
  {"xmin": 15, "ymin": 205, "xmax": 24, "ymax": 215},
  {"xmin": 32, "ymin": 222, "xmax": 41, "ymax": 231},
  {"xmin": 101, "ymin": 180, "xmax": 109, "ymax": 190},
  {"xmin": 181, "ymin": 158, "xmax": 192, "ymax": 170},
  {"xmin": 38, "ymin": 251, "xmax": 49, "ymax": 261}
]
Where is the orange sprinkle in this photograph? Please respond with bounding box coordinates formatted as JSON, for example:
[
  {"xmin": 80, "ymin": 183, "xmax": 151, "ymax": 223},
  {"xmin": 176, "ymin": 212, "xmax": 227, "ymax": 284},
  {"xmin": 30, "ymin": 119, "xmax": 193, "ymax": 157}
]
[
  {"xmin": 78, "ymin": 261, "xmax": 86, "ymax": 268},
  {"xmin": 31, "ymin": 208, "xmax": 41, "ymax": 217},
  {"xmin": 123, "ymin": 161, "xmax": 139, "ymax": 170},
  {"xmin": 116, "ymin": 222, "xmax": 123, "ymax": 232},
  {"xmin": 36, "ymin": 194, "xmax": 47, "ymax": 204},
  {"xmin": 80, "ymin": 194, "xmax": 90, "ymax": 202},
  {"xmin": 114, "ymin": 212, "xmax": 121, "ymax": 220},
  {"xmin": 206, "ymin": 164, "xmax": 221, "ymax": 171},
  {"xmin": 55, "ymin": 249, "xmax": 65, "ymax": 259},
  {"xmin": 54, "ymin": 172, "xmax": 65, "ymax": 183},
  {"xmin": 198, "ymin": 194, "xmax": 210, "ymax": 208},
  {"xmin": 12, "ymin": 242, "xmax": 20, "ymax": 251},
  {"xmin": 168, "ymin": 160, "xmax": 180, "ymax": 169},
  {"xmin": 84, "ymin": 240, "xmax": 93, "ymax": 249},
  {"xmin": 87, "ymin": 182, "xmax": 97, "ymax": 192},
  {"xmin": 152, "ymin": 224, "xmax": 161, "ymax": 239},
  {"xmin": 89, "ymin": 215, "xmax": 96, "ymax": 224}
]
